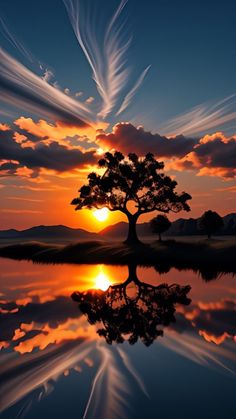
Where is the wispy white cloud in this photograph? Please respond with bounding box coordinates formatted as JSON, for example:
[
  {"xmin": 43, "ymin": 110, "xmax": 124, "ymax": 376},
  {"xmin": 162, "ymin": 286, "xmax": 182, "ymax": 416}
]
[
  {"xmin": 75, "ymin": 91, "xmax": 83, "ymax": 97},
  {"xmin": 82, "ymin": 343, "xmax": 131, "ymax": 419},
  {"xmin": 162, "ymin": 331, "xmax": 236, "ymax": 377},
  {"xmin": 117, "ymin": 347, "xmax": 149, "ymax": 398},
  {"xmin": 42, "ymin": 69, "xmax": 54, "ymax": 84},
  {"xmin": 0, "ymin": 108, "xmax": 14, "ymax": 118},
  {"xmin": 116, "ymin": 65, "xmax": 151, "ymax": 115},
  {"xmin": 85, "ymin": 96, "xmax": 95, "ymax": 104},
  {"xmin": 0, "ymin": 48, "xmax": 92, "ymax": 126},
  {"xmin": 160, "ymin": 93, "xmax": 236, "ymax": 136},
  {"xmin": 0, "ymin": 340, "xmax": 93, "ymax": 413},
  {"xmin": 63, "ymin": 0, "xmax": 150, "ymax": 119},
  {"xmin": 0, "ymin": 16, "xmax": 33, "ymax": 62}
]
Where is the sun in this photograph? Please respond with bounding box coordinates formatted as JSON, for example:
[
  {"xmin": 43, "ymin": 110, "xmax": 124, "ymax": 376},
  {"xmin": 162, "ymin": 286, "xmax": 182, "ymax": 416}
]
[
  {"xmin": 93, "ymin": 207, "xmax": 109, "ymax": 222},
  {"xmin": 94, "ymin": 271, "xmax": 111, "ymax": 291}
]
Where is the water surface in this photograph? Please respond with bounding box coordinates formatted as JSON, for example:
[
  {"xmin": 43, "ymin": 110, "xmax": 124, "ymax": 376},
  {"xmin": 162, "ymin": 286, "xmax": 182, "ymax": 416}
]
[{"xmin": 0, "ymin": 259, "xmax": 236, "ymax": 418}]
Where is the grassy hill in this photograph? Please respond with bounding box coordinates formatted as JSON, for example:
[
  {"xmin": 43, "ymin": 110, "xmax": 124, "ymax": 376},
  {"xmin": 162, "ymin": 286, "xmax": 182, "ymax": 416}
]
[{"xmin": 0, "ymin": 239, "xmax": 236, "ymax": 278}]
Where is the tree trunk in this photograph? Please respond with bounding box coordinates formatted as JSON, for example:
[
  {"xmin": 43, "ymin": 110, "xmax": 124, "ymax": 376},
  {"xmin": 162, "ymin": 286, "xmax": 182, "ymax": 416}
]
[
  {"xmin": 127, "ymin": 264, "xmax": 139, "ymax": 283},
  {"xmin": 124, "ymin": 214, "xmax": 140, "ymax": 245}
]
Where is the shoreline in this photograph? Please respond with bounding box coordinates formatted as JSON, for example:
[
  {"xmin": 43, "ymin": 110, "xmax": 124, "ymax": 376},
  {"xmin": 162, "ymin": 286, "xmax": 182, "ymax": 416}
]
[{"xmin": 0, "ymin": 239, "xmax": 235, "ymax": 277}]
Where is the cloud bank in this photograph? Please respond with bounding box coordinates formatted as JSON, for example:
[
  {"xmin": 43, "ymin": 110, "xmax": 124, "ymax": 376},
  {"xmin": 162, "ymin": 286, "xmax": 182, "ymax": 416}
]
[
  {"xmin": 97, "ymin": 123, "xmax": 236, "ymax": 178},
  {"xmin": 0, "ymin": 122, "xmax": 97, "ymax": 177},
  {"xmin": 1, "ymin": 120, "xmax": 235, "ymax": 179},
  {"xmin": 97, "ymin": 122, "xmax": 197, "ymax": 157},
  {"xmin": 172, "ymin": 133, "xmax": 236, "ymax": 178}
]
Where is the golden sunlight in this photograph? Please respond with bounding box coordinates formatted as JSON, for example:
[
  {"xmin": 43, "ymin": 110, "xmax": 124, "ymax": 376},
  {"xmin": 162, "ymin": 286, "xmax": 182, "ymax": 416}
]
[
  {"xmin": 93, "ymin": 207, "xmax": 109, "ymax": 222},
  {"xmin": 94, "ymin": 269, "xmax": 112, "ymax": 291}
]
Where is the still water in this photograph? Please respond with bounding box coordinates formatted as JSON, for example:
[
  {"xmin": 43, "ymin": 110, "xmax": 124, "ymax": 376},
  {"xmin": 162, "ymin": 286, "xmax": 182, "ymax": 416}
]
[{"xmin": 0, "ymin": 258, "xmax": 236, "ymax": 418}]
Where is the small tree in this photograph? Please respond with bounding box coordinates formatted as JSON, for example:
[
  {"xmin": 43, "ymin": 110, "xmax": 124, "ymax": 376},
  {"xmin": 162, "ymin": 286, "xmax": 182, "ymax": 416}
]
[
  {"xmin": 71, "ymin": 151, "xmax": 191, "ymax": 244},
  {"xmin": 150, "ymin": 214, "xmax": 171, "ymax": 241},
  {"xmin": 198, "ymin": 210, "xmax": 223, "ymax": 239}
]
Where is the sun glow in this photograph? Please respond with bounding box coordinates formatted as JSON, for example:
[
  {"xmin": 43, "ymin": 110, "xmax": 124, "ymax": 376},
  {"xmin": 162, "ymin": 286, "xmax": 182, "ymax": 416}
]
[
  {"xmin": 94, "ymin": 271, "xmax": 111, "ymax": 291},
  {"xmin": 93, "ymin": 207, "xmax": 109, "ymax": 222}
]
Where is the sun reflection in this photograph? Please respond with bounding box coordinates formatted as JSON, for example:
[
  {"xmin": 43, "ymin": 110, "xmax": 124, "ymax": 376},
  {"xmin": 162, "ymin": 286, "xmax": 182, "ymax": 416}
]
[
  {"xmin": 93, "ymin": 207, "xmax": 109, "ymax": 222},
  {"xmin": 94, "ymin": 268, "xmax": 112, "ymax": 291}
]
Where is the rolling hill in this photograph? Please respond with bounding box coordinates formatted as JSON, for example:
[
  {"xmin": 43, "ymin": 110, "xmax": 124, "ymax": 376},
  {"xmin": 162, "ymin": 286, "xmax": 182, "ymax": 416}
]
[
  {"xmin": 0, "ymin": 225, "xmax": 97, "ymax": 241},
  {"xmin": 0, "ymin": 213, "xmax": 235, "ymax": 241}
]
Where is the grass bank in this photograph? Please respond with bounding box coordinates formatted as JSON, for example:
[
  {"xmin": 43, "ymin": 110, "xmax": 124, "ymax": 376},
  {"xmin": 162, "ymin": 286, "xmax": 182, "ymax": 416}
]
[{"xmin": 0, "ymin": 239, "xmax": 236, "ymax": 278}]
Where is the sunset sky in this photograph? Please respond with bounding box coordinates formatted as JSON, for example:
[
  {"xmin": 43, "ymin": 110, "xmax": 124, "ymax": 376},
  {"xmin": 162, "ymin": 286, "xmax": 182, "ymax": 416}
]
[{"xmin": 0, "ymin": 0, "xmax": 235, "ymax": 231}]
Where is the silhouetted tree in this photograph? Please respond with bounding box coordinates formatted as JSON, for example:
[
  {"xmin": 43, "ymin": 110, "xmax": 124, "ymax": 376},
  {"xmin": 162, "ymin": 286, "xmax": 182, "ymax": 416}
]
[
  {"xmin": 198, "ymin": 210, "xmax": 223, "ymax": 239},
  {"xmin": 71, "ymin": 151, "xmax": 191, "ymax": 244},
  {"xmin": 150, "ymin": 214, "xmax": 171, "ymax": 241},
  {"xmin": 72, "ymin": 265, "xmax": 191, "ymax": 346}
]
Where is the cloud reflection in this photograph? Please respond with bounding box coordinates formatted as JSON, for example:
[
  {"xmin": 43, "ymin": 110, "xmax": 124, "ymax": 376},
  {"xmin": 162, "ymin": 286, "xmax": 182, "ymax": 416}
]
[
  {"xmin": 0, "ymin": 262, "xmax": 236, "ymax": 417},
  {"xmin": 0, "ymin": 340, "xmax": 94, "ymax": 413}
]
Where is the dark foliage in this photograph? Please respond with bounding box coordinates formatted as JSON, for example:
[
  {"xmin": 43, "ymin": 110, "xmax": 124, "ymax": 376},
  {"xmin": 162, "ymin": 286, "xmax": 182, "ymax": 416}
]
[
  {"xmin": 71, "ymin": 151, "xmax": 191, "ymax": 243},
  {"xmin": 198, "ymin": 210, "xmax": 224, "ymax": 238},
  {"xmin": 72, "ymin": 266, "xmax": 191, "ymax": 346},
  {"xmin": 150, "ymin": 214, "xmax": 171, "ymax": 240}
]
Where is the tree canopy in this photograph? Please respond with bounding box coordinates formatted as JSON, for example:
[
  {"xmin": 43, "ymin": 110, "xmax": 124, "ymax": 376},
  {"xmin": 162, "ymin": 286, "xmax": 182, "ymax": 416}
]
[
  {"xmin": 150, "ymin": 214, "xmax": 171, "ymax": 240},
  {"xmin": 198, "ymin": 210, "xmax": 223, "ymax": 238},
  {"xmin": 71, "ymin": 151, "xmax": 192, "ymax": 243}
]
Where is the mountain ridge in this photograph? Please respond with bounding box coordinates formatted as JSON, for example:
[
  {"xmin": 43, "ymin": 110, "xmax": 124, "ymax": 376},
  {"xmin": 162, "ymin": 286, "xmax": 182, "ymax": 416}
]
[
  {"xmin": 0, "ymin": 213, "xmax": 235, "ymax": 239},
  {"xmin": 0, "ymin": 224, "xmax": 97, "ymax": 240},
  {"xmin": 100, "ymin": 213, "xmax": 236, "ymax": 237}
]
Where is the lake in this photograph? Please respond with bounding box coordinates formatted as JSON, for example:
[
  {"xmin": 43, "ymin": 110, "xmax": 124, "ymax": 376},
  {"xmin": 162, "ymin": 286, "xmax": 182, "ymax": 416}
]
[{"xmin": 0, "ymin": 258, "xmax": 236, "ymax": 418}]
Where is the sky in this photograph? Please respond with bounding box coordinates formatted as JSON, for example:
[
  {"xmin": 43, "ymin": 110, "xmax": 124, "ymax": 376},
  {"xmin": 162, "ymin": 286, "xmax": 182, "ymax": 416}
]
[{"xmin": 0, "ymin": 0, "xmax": 235, "ymax": 231}]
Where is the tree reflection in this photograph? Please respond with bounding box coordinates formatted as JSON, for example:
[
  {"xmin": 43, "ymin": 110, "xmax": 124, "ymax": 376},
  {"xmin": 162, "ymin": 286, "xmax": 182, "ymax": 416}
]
[
  {"xmin": 153, "ymin": 261, "xmax": 226, "ymax": 281},
  {"xmin": 72, "ymin": 265, "xmax": 191, "ymax": 346}
]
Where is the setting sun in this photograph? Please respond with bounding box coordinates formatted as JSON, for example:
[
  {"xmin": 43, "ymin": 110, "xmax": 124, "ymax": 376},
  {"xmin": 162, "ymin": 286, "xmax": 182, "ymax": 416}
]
[
  {"xmin": 93, "ymin": 207, "xmax": 109, "ymax": 222},
  {"xmin": 94, "ymin": 271, "xmax": 111, "ymax": 291}
]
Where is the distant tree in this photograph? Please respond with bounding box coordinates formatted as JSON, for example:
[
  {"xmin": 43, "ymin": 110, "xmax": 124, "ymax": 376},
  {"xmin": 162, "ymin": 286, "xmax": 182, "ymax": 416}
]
[
  {"xmin": 150, "ymin": 214, "xmax": 171, "ymax": 241},
  {"xmin": 198, "ymin": 210, "xmax": 223, "ymax": 239},
  {"xmin": 71, "ymin": 151, "xmax": 191, "ymax": 245}
]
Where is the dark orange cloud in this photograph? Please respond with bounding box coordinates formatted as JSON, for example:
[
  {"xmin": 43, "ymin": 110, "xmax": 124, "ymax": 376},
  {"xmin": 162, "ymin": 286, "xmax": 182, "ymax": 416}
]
[
  {"xmin": 199, "ymin": 330, "xmax": 231, "ymax": 345},
  {"xmin": 181, "ymin": 299, "xmax": 236, "ymax": 345},
  {"xmin": 14, "ymin": 117, "xmax": 107, "ymax": 146},
  {"xmin": 0, "ymin": 123, "xmax": 98, "ymax": 176},
  {"xmin": 97, "ymin": 122, "xmax": 197, "ymax": 157},
  {"xmin": 13, "ymin": 319, "xmax": 93, "ymax": 354},
  {"xmin": 2, "ymin": 120, "xmax": 236, "ymax": 180},
  {"xmin": 198, "ymin": 132, "xmax": 230, "ymax": 144},
  {"xmin": 170, "ymin": 133, "xmax": 236, "ymax": 178},
  {"xmin": 97, "ymin": 123, "xmax": 236, "ymax": 178},
  {"xmin": 0, "ymin": 123, "xmax": 10, "ymax": 131}
]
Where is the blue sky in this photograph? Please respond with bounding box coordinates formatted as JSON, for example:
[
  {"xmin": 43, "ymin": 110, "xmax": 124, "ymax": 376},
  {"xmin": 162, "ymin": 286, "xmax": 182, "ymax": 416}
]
[
  {"xmin": 1, "ymin": 0, "xmax": 236, "ymax": 129},
  {"xmin": 0, "ymin": 0, "xmax": 235, "ymax": 230}
]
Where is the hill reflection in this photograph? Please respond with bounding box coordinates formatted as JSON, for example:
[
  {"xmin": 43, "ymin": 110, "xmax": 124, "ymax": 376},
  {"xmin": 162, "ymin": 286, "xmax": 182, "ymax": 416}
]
[
  {"xmin": 153, "ymin": 262, "xmax": 233, "ymax": 281},
  {"xmin": 72, "ymin": 265, "xmax": 191, "ymax": 346}
]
